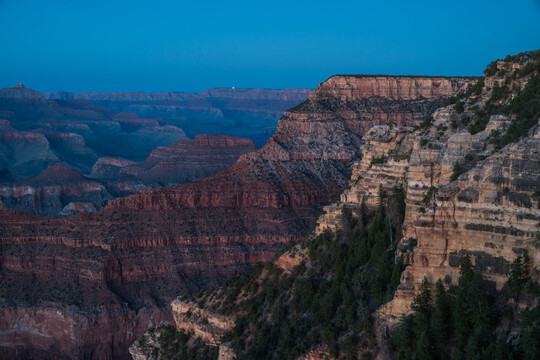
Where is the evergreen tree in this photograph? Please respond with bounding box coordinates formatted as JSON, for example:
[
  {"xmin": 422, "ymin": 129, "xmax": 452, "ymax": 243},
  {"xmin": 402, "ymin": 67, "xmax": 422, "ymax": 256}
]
[
  {"xmin": 360, "ymin": 199, "xmax": 368, "ymax": 226},
  {"xmin": 377, "ymin": 184, "xmax": 387, "ymax": 215},
  {"xmin": 431, "ymin": 280, "xmax": 450, "ymax": 359},
  {"xmin": 519, "ymin": 305, "xmax": 540, "ymax": 360},
  {"xmin": 415, "ymin": 330, "xmax": 433, "ymax": 360},
  {"xmin": 392, "ymin": 315, "xmax": 414, "ymax": 360},
  {"xmin": 391, "ymin": 256, "xmax": 404, "ymax": 290},
  {"xmin": 411, "ymin": 277, "xmax": 431, "ymax": 336},
  {"xmin": 509, "ymin": 255, "xmax": 524, "ymax": 298}
]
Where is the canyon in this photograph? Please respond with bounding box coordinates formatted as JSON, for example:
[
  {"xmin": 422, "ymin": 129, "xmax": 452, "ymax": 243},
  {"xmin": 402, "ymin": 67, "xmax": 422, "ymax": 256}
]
[
  {"xmin": 130, "ymin": 55, "xmax": 540, "ymax": 359},
  {"xmin": 0, "ymin": 75, "xmax": 475, "ymax": 359},
  {"xmin": 1, "ymin": 84, "xmax": 293, "ymax": 216}
]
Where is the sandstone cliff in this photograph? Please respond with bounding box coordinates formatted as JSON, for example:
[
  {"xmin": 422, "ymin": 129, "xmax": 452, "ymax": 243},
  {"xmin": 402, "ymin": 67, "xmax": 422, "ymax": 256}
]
[{"xmin": 312, "ymin": 59, "xmax": 540, "ymax": 319}]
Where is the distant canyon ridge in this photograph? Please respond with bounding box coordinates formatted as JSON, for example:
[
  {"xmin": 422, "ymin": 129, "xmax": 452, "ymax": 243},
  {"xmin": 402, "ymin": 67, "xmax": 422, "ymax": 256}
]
[
  {"xmin": 0, "ymin": 84, "xmax": 310, "ymax": 215},
  {"xmin": 44, "ymin": 87, "xmax": 312, "ymax": 147}
]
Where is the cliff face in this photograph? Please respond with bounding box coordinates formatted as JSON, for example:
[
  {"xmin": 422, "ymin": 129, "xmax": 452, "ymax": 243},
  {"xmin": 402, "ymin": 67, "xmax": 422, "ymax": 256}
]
[
  {"xmin": 0, "ymin": 163, "xmax": 113, "ymax": 217},
  {"xmin": 119, "ymin": 134, "xmax": 257, "ymax": 185},
  {"xmin": 0, "ymin": 86, "xmax": 187, "ymax": 179},
  {"xmin": 0, "ymin": 76, "xmax": 472, "ymax": 359},
  {"xmin": 314, "ymin": 63, "xmax": 540, "ymax": 318}
]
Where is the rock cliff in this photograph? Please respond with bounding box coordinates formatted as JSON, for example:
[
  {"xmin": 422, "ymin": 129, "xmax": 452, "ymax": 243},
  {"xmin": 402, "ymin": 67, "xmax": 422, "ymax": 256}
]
[
  {"xmin": 313, "ymin": 60, "xmax": 540, "ymax": 319},
  {"xmin": 119, "ymin": 134, "xmax": 257, "ymax": 185}
]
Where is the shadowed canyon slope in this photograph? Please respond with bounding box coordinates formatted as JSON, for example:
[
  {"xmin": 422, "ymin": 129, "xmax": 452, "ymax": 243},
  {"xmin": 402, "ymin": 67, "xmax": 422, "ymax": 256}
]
[
  {"xmin": 0, "ymin": 75, "xmax": 475, "ymax": 359},
  {"xmin": 44, "ymin": 88, "xmax": 312, "ymax": 147},
  {"xmin": 0, "ymin": 135, "xmax": 256, "ymax": 216}
]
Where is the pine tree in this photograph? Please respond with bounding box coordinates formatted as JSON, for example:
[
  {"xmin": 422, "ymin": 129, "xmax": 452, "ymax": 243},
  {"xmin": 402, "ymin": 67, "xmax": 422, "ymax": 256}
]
[
  {"xmin": 391, "ymin": 256, "xmax": 404, "ymax": 290},
  {"xmin": 360, "ymin": 199, "xmax": 368, "ymax": 226},
  {"xmin": 392, "ymin": 315, "xmax": 414, "ymax": 360},
  {"xmin": 459, "ymin": 254, "xmax": 474, "ymax": 282},
  {"xmin": 431, "ymin": 280, "xmax": 450, "ymax": 359},
  {"xmin": 411, "ymin": 277, "xmax": 431, "ymax": 336},
  {"xmin": 377, "ymin": 184, "xmax": 387, "ymax": 215},
  {"xmin": 415, "ymin": 330, "xmax": 433, "ymax": 360}
]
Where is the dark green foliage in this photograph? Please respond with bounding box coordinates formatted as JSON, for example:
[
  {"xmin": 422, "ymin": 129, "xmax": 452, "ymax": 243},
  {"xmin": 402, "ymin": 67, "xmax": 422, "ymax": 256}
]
[
  {"xmin": 519, "ymin": 305, "xmax": 540, "ymax": 360},
  {"xmin": 391, "ymin": 253, "xmax": 540, "ymax": 360},
  {"xmin": 450, "ymin": 162, "xmax": 466, "ymax": 181},
  {"xmin": 370, "ymin": 155, "xmax": 387, "ymax": 167},
  {"xmin": 498, "ymin": 73, "xmax": 540, "ymax": 147},
  {"xmin": 471, "ymin": 78, "xmax": 485, "ymax": 96},
  {"xmin": 431, "ymin": 280, "xmax": 450, "ymax": 359},
  {"xmin": 455, "ymin": 101, "xmax": 465, "ymax": 114},
  {"xmin": 422, "ymin": 186, "xmax": 437, "ymax": 205},
  {"xmin": 151, "ymin": 325, "xmax": 218, "ymax": 360},
  {"xmin": 489, "ymin": 83, "xmax": 510, "ymax": 102},
  {"xmin": 415, "ymin": 115, "xmax": 434, "ymax": 130},
  {"xmin": 391, "ymin": 315, "xmax": 414, "ymax": 360},
  {"xmin": 468, "ymin": 114, "xmax": 490, "ymax": 135},
  {"xmin": 508, "ymin": 253, "xmax": 532, "ymax": 300},
  {"xmin": 503, "ymin": 50, "xmax": 540, "ymax": 63},
  {"xmin": 484, "ymin": 61, "xmax": 498, "ymax": 77},
  {"xmin": 219, "ymin": 193, "xmax": 406, "ymax": 359},
  {"xmin": 443, "ymin": 96, "xmax": 459, "ymax": 107},
  {"xmin": 411, "ymin": 278, "xmax": 431, "ymax": 335}
]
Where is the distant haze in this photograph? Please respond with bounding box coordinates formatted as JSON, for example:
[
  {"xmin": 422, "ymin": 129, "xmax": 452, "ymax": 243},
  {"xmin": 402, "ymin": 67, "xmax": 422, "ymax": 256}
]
[{"xmin": 1, "ymin": 0, "xmax": 539, "ymax": 92}]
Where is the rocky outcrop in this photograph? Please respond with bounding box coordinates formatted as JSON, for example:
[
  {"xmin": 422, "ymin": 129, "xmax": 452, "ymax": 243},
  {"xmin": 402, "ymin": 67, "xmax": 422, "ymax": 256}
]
[
  {"xmin": 171, "ymin": 299, "xmax": 234, "ymax": 345},
  {"xmin": 0, "ymin": 84, "xmax": 188, "ymax": 178},
  {"xmin": 288, "ymin": 75, "xmax": 476, "ymax": 134},
  {"xmin": 388, "ymin": 117, "xmax": 540, "ymax": 315},
  {"xmin": 0, "ymin": 134, "xmax": 256, "ymax": 216},
  {"xmin": 0, "ymin": 163, "xmax": 113, "ymax": 217},
  {"xmin": 0, "ymin": 85, "xmax": 264, "ymax": 215},
  {"xmin": 90, "ymin": 158, "xmax": 137, "ymax": 179},
  {"xmin": 0, "ymin": 75, "xmax": 471, "ymax": 359}
]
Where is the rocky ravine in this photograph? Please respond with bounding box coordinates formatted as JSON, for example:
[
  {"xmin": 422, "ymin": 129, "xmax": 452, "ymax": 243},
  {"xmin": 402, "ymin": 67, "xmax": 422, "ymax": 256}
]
[{"xmin": 0, "ymin": 76, "xmax": 474, "ymax": 359}]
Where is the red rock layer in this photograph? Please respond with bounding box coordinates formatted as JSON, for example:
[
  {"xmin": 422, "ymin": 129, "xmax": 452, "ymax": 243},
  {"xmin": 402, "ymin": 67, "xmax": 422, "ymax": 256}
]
[
  {"xmin": 123, "ymin": 134, "xmax": 257, "ymax": 184},
  {"xmin": 0, "ymin": 75, "xmax": 474, "ymax": 359}
]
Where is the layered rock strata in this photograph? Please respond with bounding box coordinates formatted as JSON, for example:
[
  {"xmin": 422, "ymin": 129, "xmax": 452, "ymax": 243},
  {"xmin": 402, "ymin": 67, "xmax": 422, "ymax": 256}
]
[
  {"xmin": 315, "ymin": 66, "xmax": 540, "ymax": 318},
  {"xmin": 0, "ymin": 75, "xmax": 473, "ymax": 359}
]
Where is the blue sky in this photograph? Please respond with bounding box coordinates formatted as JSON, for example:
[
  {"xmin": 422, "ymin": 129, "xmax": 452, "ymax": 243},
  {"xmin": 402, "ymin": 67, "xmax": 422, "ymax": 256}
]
[{"xmin": 1, "ymin": 0, "xmax": 539, "ymax": 92}]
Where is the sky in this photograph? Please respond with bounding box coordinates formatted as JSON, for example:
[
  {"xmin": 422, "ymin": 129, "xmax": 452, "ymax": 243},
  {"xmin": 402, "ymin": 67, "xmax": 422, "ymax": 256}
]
[{"xmin": 0, "ymin": 0, "xmax": 539, "ymax": 93}]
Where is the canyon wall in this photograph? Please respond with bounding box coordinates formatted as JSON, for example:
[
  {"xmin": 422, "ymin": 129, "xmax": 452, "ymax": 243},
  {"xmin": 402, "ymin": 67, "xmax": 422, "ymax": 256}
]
[
  {"xmin": 0, "ymin": 76, "xmax": 473, "ymax": 359},
  {"xmin": 314, "ymin": 66, "xmax": 540, "ymax": 319}
]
